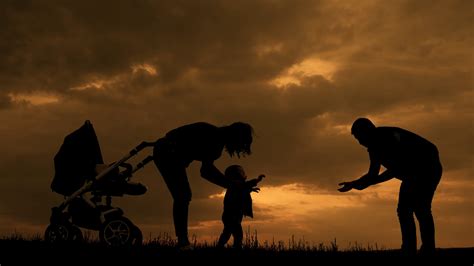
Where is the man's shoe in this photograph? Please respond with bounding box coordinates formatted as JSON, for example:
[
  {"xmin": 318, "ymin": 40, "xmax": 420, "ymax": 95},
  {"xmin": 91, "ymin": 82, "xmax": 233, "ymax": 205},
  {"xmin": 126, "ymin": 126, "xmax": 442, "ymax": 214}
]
[
  {"xmin": 178, "ymin": 243, "xmax": 193, "ymax": 251},
  {"xmin": 177, "ymin": 239, "xmax": 193, "ymax": 251}
]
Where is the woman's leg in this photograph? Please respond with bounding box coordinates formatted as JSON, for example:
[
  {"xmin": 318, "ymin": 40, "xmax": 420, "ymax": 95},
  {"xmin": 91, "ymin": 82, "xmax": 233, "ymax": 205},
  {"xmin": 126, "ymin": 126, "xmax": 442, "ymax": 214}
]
[{"xmin": 154, "ymin": 142, "xmax": 192, "ymax": 247}]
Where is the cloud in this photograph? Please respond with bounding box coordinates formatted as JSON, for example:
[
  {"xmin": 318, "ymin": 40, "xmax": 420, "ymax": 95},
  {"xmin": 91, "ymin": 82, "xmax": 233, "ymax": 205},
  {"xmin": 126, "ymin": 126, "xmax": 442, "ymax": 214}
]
[{"xmin": 0, "ymin": 94, "xmax": 12, "ymax": 109}]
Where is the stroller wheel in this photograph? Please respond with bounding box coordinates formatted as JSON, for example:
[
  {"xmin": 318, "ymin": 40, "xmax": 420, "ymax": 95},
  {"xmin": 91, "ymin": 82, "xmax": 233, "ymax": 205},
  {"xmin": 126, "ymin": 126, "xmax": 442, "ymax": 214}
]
[
  {"xmin": 100, "ymin": 216, "xmax": 141, "ymax": 247},
  {"xmin": 45, "ymin": 224, "xmax": 69, "ymax": 243},
  {"xmin": 45, "ymin": 223, "xmax": 82, "ymax": 243},
  {"xmin": 69, "ymin": 225, "xmax": 83, "ymax": 242}
]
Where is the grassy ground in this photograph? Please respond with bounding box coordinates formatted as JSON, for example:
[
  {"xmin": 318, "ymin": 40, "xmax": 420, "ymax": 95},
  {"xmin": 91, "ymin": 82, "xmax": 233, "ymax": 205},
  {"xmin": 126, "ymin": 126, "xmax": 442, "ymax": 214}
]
[{"xmin": 0, "ymin": 233, "xmax": 472, "ymax": 264}]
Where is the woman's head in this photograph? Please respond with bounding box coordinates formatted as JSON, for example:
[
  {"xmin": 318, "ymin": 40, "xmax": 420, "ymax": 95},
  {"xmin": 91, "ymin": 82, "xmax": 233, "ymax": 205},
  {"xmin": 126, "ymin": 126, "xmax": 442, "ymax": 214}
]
[{"xmin": 223, "ymin": 122, "xmax": 254, "ymax": 158}]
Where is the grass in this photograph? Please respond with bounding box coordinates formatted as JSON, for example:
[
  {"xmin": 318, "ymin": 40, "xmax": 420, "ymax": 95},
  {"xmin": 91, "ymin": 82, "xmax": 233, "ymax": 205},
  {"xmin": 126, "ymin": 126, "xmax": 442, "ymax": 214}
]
[{"xmin": 0, "ymin": 231, "xmax": 472, "ymax": 264}]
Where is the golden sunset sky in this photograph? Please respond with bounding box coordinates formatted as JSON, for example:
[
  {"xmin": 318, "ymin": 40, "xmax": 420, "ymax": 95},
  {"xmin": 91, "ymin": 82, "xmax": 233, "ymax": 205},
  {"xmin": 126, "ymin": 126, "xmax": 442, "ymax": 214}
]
[{"xmin": 0, "ymin": 0, "xmax": 472, "ymax": 248}]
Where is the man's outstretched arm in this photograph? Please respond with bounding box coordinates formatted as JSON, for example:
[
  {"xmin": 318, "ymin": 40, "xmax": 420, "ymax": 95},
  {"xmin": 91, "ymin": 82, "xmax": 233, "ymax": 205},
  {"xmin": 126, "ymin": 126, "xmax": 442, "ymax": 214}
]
[
  {"xmin": 338, "ymin": 168, "xmax": 395, "ymax": 192},
  {"xmin": 339, "ymin": 149, "xmax": 391, "ymax": 192},
  {"xmin": 370, "ymin": 169, "xmax": 395, "ymax": 185},
  {"xmin": 338, "ymin": 159, "xmax": 380, "ymax": 192},
  {"xmin": 200, "ymin": 161, "xmax": 230, "ymax": 188}
]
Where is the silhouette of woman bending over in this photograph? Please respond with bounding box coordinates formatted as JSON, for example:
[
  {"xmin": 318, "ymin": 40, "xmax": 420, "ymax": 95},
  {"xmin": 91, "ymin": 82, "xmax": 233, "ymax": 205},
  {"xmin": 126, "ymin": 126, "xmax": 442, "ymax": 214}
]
[
  {"xmin": 338, "ymin": 118, "xmax": 442, "ymax": 255},
  {"xmin": 153, "ymin": 122, "xmax": 254, "ymax": 248}
]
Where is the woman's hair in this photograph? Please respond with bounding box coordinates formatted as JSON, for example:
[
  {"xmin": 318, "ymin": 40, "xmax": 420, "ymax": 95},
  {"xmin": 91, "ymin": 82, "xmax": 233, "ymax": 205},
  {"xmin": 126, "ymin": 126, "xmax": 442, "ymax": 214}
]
[{"xmin": 224, "ymin": 122, "xmax": 254, "ymax": 158}]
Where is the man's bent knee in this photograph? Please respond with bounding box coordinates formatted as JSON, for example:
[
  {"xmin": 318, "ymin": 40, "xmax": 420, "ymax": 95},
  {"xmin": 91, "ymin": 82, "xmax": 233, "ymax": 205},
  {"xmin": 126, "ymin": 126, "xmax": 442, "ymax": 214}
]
[
  {"xmin": 414, "ymin": 207, "xmax": 432, "ymax": 220},
  {"xmin": 397, "ymin": 205, "xmax": 413, "ymax": 216}
]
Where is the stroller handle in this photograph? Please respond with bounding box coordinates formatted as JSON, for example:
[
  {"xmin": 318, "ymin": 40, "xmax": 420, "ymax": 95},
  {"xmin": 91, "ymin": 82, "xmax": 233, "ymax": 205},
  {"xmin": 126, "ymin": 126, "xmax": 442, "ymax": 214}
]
[
  {"xmin": 57, "ymin": 140, "xmax": 156, "ymax": 211},
  {"xmin": 132, "ymin": 141, "xmax": 156, "ymax": 155}
]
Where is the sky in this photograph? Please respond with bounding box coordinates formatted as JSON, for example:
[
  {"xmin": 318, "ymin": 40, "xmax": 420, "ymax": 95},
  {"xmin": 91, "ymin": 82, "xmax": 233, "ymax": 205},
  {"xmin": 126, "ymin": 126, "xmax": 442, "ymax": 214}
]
[{"xmin": 0, "ymin": 0, "xmax": 472, "ymax": 248}]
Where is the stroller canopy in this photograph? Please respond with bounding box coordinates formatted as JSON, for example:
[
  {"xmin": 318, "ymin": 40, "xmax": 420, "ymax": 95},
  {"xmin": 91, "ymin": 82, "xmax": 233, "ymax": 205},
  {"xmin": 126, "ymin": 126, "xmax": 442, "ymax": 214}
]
[{"xmin": 51, "ymin": 120, "xmax": 104, "ymax": 196}]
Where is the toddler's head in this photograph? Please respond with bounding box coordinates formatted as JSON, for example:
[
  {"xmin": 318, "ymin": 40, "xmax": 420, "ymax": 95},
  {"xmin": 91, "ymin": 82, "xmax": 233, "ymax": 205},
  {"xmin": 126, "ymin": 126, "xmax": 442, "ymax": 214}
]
[{"xmin": 224, "ymin": 165, "xmax": 247, "ymax": 182}]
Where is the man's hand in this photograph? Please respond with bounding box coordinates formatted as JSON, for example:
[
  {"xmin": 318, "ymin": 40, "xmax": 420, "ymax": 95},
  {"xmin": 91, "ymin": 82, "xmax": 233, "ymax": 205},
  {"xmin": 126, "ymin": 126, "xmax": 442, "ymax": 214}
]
[
  {"xmin": 338, "ymin": 181, "xmax": 354, "ymax": 192},
  {"xmin": 338, "ymin": 179, "xmax": 369, "ymax": 192},
  {"xmin": 257, "ymin": 174, "xmax": 265, "ymax": 182}
]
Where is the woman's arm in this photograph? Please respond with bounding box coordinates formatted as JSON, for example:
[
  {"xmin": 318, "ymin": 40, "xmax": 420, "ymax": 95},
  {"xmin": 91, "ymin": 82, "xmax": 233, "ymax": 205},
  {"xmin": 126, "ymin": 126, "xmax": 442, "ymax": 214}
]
[{"xmin": 200, "ymin": 161, "xmax": 230, "ymax": 188}]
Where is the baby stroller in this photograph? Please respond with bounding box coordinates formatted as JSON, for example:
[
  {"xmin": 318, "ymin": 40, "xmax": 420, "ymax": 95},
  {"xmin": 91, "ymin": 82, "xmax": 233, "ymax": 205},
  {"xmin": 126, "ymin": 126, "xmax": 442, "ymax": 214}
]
[{"xmin": 45, "ymin": 120, "xmax": 155, "ymax": 247}]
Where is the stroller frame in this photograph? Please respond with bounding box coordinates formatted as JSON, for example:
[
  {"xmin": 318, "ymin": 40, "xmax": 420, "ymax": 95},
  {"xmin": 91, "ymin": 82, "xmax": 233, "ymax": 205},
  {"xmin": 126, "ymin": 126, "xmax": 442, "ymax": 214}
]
[{"xmin": 46, "ymin": 140, "xmax": 155, "ymax": 247}]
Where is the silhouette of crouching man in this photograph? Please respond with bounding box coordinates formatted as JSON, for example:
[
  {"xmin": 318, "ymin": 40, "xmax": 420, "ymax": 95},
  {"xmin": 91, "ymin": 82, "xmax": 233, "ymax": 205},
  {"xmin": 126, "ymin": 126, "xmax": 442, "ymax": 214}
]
[{"xmin": 339, "ymin": 118, "xmax": 442, "ymax": 255}]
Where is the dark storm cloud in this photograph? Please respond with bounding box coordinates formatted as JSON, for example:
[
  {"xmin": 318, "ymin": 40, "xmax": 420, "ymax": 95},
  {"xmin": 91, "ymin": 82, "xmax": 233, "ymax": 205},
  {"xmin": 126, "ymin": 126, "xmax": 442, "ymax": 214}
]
[
  {"xmin": 0, "ymin": 94, "xmax": 12, "ymax": 109},
  {"xmin": 0, "ymin": 0, "xmax": 338, "ymax": 96}
]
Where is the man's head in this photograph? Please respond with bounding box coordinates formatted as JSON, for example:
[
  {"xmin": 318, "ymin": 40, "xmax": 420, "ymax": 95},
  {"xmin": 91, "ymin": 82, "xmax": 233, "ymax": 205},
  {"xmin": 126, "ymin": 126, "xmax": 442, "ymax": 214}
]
[
  {"xmin": 351, "ymin": 118, "xmax": 376, "ymax": 147},
  {"xmin": 223, "ymin": 122, "xmax": 254, "ymax": 158},
  {"xmin": 225, "ymin": 165, "xmax": 247, "ymax": 181}
]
